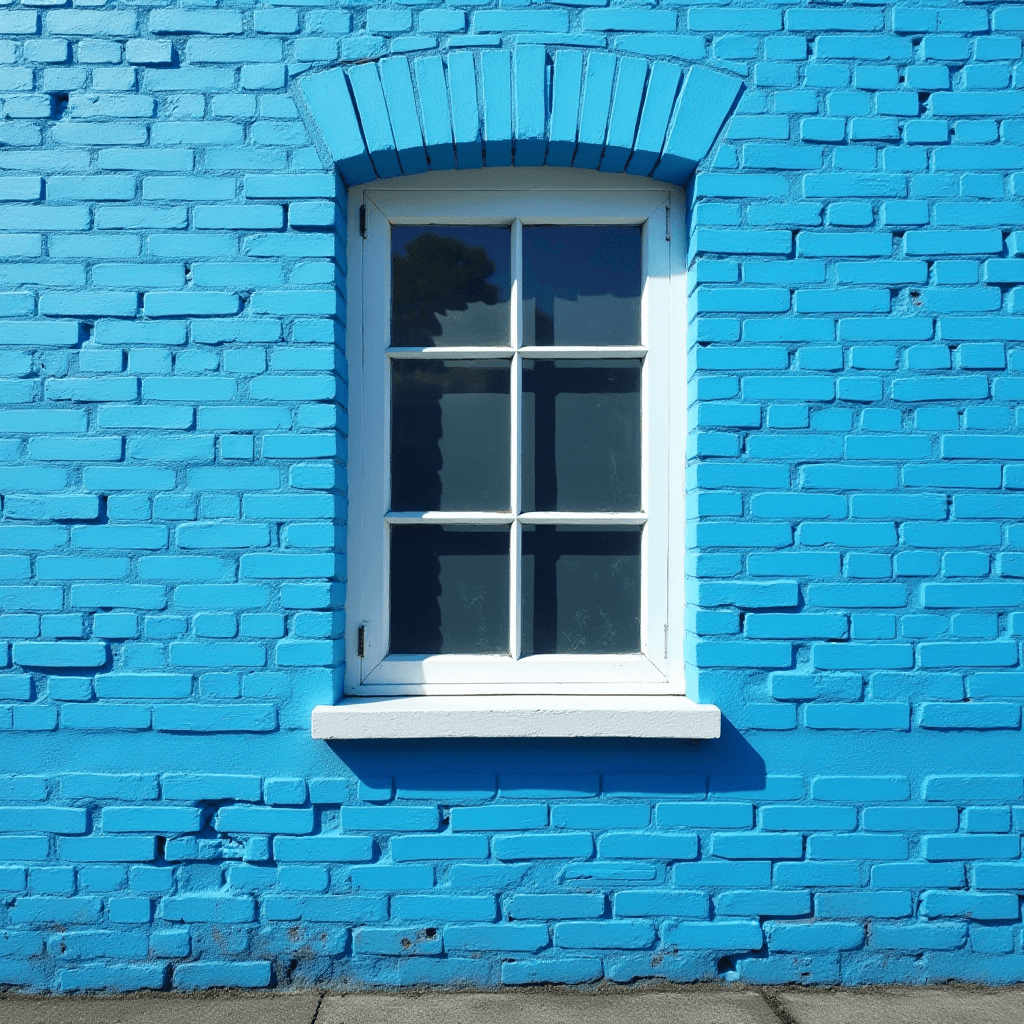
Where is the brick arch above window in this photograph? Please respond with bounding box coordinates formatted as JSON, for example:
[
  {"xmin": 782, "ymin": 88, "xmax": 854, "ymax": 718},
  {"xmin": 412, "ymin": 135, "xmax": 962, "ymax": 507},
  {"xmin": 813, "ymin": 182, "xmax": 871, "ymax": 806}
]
[{"xmin": 298, "ymin": 47, "xmax": 744, "ymax": 187}]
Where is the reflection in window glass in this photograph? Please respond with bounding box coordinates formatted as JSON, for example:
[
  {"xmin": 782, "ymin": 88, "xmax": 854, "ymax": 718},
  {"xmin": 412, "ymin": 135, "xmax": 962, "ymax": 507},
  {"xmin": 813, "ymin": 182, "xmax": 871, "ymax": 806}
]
[
  {"xmin": 522, "ymin": 359, "xmax": 641, "ymax": 512},
  {"xmin": 390, "ymin": 527, "xmax": 509, "ymax": 655},
  {"xmin": 521, "ymin": 527, "xmax": 641, "ymax": 655},
  {"xmin": 391, "ymin": 360, "xmax": 510, "ymax": 512},
  {"xmin": 523, "ymin": 226, "xmax": 642, "ymax": 346},
  {"xmin": 391, "ymin": 225, "xmax": 511, "ymax": 347}
]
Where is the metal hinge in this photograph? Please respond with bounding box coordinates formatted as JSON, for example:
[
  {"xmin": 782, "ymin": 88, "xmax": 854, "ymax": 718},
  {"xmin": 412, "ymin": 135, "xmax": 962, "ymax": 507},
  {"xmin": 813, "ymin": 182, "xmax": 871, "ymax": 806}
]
[
  {"xmin": 359, "ymin": 204, "xmax": 367, "ymax": 238},
  {"xmin": 357, "ymin": 625, "xmax": 365, "ymax": 658},
  {"xmin": 665, "ymin": 205, "xmax": 671, "ymax": 242}
]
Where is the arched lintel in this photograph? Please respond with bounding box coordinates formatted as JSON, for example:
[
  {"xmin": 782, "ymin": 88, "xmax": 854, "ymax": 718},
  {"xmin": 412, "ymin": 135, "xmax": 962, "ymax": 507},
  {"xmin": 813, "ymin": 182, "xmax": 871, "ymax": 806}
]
[{"xmin": 297, "ymin": 48, "xmax": 744, "ymax": 188}]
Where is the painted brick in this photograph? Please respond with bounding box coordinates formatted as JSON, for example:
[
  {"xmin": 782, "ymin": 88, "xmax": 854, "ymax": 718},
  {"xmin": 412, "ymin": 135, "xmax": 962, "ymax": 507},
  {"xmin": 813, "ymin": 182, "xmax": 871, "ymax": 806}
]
[
  {"xmin": 492, "ymin": 833, "xmax": 594, "ymax": 861},
  {"xmin": 2, "ymin": 0, "xmax": 1024, "ymax": 992},
  {"xmin": 506, "ymin": 894, "xmax": 604, "ymax": 920},
  {"xmin": 553, "ymin": 921, "xmax": 655, "ymax": 949},
  {"xmin": 769, "ymin": 922, "xmax": 865, "ymax": 952},
  {"xmin": 214, "ymin": 807, "xmax": 313, "ymax": 835},
  {"xmin": 662, "ymin": 921, "xmax": 764, "ymax": 950},
  {"xmin": 445, "ymin": 924, "xmax": 549, "ymax": 952}
]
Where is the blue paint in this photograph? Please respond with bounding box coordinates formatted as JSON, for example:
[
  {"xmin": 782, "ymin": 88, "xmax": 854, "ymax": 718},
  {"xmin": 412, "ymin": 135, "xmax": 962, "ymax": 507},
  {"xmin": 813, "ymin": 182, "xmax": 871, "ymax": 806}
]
[
  {"xmin": 448, "ymin": 52, "xmax": 483, "ymax": 171},
  {"xmin": 601, "ymin": 57, "xmax": 650, "ymax": 174},
  {"xmin": 574, "ymin": 52, "xmax": 616, "ymax": 171},
  {"xmin": 414, "ymin": 55, "xmax": 456, "ymax": 172},
  {"xmin": 626, "ymin": 61, "xmax": 683, "ymax": 177},
  {"xmin": 547, "ymin": 50, "xmax": 583, "ymax": 167},
  {"xmin": 481, "ymin": 50, "xmax": 512, "ymax": 168},
  {"xmin": 379, "ymin": 58, "xmax": 429, "ymax": 178},
  {"xmin": 2, "ymin": 0, "xmax": 1024, "ymax": 995},
  {"xmin": 347, "ymin": 63, "xmax": 401, "ymax": 181},
  {"xmin": 513, "ymin": 46, "xmax": 547, "ymax": 167}
]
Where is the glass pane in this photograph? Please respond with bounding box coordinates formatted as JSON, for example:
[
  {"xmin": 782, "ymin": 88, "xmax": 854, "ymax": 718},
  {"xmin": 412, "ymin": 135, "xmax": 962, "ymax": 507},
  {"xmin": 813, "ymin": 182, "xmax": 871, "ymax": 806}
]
[
  {"xmin": 522, "ymin": 360, "xmax": 642, "ymax": 512},
  {"xmin": 391, "ymin": 360, "xmax": 510, "ymax": 512},
  {"xmin": 391, "ymin": 225, "xmax": 511, "ymax": 347},
  {"xmin": 390, "ymin": 527, "xmax": 509, "ymax": 655},
  {"xmin": 521, "ymin": 526, "xmax": 641, "ymax": 655},
  {"xmin": 523, "ymin": 226, "xmax": 642, "ymax": 346}
]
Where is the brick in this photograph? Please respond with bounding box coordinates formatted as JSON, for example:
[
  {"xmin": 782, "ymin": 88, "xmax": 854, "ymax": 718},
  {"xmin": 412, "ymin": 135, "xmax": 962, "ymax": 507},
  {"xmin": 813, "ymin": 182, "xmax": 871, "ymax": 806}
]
[
  {"xmin": 920, "ymin": 891, "xmax": 1020, "ymax": 922},
  {"xmin": 274, "ymin": 837, "xmax": 373, "ymax": 862},
  {"xmin": 554, "ymin": 921, "xmax": 655, "ymax": 949},
  {"xmin": 924, "ymin": 834, "xmax": 1020, "ymax": 862},
  {"xmin": 614, "ymin": 889, "xmax": 707, "ymax": 918},
  {"xmin": 712, "ymin": 834, "xmax": 803, "ymax": 860},
  {"xmin": 173, "ymin": 962, "xmax": 270, "ymax": 990},
  {"xmin": 506, "ymin": 894, "xmax": 605, "ymax": 920},
  {"xmin": 102, "ymin": 807, "xmax": 201, "ymax": 834},
  {"xmin": 662, "ymin": 921, "xmax": 764, "ymax": 950},
  {"xmin": 61, "ymin": 774, "xmax": 158, "ymax": 801},
  {"xmin": 391, "ymin": 895, "xmax": 495, "ymax": 922},
  {"xmin": 353, "ymin": 927, "xmax": 443, "ymax": 956},
  {"xmin": 446, "ymin": 924, "xmax": 549, "ymax": 952},
  {"xmin": 716, "ymin": 891, "xmax": 810, "ymax": 918},
  {"xmin": 502, "ymin": 958, "xmax": 602, "ymax": 986},
  {"xmin": 0, "ymin": 807, "xmax": 86, "ymax": 834},
  {"xmin": 59, "ymin": 837, "xmax": 156, "ymax": 863},
  {"xmin": 601, "ymin": 830, "xmax": 699, "ymax": 860},
  {"xmin": 871, "ymin": 924, "xmax": 967, "ymax": 951},
  {"xmin": 451, "ymin": 805, "xmax": 547, "ymax": 832},
  {"xmin": 10, "ymin": 898, "xmax": 102, "ymax": 925},
  {"xmin": 811, "ymin": 777, "xmax": 909, "ymax": 803},
  {"xmin": 391, "ymin": 835, "xmax": 489, "ymax": 862},
  {"xmin": 342, "ymin": 807, "xmax": 439, "ymax": 832},
  {"xmin": 161, "ymin": 895, "xmax": 254, "ymax": 924},
  {"xmin": 492, "ymin": 833, "xmax": 593, "ymax": 861},
  {"xmin": 769, "ymin": 922, "xmax": 864, "ymax": 952},
  {"xmin": 214, "ymin": 807, "xmax": 313, "ymax": 835}
]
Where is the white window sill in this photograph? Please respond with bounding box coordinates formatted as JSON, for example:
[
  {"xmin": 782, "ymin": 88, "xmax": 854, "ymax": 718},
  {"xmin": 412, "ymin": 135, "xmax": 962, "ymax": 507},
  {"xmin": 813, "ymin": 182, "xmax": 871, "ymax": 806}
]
[{"xmin": 311, "ymin": 695, "xmax": 720, "ymax": 740}]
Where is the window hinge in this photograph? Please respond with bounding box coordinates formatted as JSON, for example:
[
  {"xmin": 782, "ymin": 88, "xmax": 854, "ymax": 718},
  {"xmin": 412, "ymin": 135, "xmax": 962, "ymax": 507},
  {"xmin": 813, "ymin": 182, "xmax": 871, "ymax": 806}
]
[
  {"xmin": 359, "ymin": 204, "xmax": 367, "ymax": 238},
  {"xmin": 665, "ymin": 205, "xmax": 671, "ymax": 242},
  {"xmin": 357, "ymin": 625, "xmax": 365, "ymax": 658}
]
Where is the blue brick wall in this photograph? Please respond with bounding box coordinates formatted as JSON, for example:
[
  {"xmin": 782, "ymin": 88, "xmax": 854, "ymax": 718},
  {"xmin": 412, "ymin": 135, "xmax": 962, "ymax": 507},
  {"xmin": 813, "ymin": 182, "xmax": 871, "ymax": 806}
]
[{"xmin": 2, "ymin": 0, "xmax": 1024, "ymax": 993}]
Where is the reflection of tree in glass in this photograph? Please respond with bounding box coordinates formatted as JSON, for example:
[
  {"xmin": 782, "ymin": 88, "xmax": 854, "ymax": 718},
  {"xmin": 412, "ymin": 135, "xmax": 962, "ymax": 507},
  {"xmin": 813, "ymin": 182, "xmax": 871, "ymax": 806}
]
[{"xmin": 392, "ymin": 234, "xmax": 500, "ymax": 346}]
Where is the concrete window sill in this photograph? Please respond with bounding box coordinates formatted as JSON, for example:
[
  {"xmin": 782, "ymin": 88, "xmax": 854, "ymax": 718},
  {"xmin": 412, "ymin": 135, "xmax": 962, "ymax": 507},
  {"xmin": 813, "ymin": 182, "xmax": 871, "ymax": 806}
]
[{"xmin": 311, "ymin": 696, "xmax": 721, "ymax": 740}]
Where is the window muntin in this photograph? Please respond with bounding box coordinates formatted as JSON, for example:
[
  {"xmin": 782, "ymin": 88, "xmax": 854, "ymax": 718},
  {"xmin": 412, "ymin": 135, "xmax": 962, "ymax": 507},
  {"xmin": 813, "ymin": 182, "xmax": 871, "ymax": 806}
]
[{"xmin": 348, "ymin": 179, "xmax": 682, "ymax": 695}]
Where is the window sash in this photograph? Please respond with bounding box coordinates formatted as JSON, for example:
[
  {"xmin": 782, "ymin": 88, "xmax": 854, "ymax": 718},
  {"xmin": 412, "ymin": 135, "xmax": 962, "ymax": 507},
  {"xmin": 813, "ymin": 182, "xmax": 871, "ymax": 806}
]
[{"xmin": 348, "ymin": 181, "xmax": 682, "ymax": 695}]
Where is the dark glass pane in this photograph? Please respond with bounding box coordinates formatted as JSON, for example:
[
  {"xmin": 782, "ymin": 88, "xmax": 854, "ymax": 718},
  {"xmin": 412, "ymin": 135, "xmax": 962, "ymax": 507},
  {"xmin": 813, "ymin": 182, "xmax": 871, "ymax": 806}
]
[
  {"xmin": 522, "ymin": 360, "xmax": 641, "ymax": 512},
  {"xmin": 391, "ymin": 360, "xmax": 510, "ymax": 512},
  {"xmin": 391, "ymin": 225, "xmax": 511, "ymax": 347},
  {"xmin": 523, "ymin": 226, "xmax": 641, "ymax": 346},
  {"xmin": 390, "ymin": 527, "xmax": 509, "ymax": 655},
  {"xmin": 521, "ymin": 527, "xmax": 641, "ymax": 655}
]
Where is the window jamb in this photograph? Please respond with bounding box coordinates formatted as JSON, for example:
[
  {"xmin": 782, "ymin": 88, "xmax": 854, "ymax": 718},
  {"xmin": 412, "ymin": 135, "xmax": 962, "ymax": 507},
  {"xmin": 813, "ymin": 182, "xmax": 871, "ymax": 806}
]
[{"xmin": 344, "ymin": 170, "xmax": 686, "ymax": 698}]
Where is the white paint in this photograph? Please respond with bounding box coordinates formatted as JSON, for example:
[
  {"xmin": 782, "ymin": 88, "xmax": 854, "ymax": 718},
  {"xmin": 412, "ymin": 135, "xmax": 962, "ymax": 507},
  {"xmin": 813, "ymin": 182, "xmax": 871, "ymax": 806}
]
[
  {"xmin": 312, "ymin": 695, "xmax": 720, "ymax": 740},
  {"xmin": 346, "ymin": 168, "xmax": 688, "ymax": 696}
]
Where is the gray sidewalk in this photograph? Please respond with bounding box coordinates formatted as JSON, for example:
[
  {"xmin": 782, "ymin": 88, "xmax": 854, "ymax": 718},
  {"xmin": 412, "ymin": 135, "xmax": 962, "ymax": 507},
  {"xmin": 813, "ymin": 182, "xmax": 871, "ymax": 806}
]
[{"xmin": 3, "ymin": 985, "xmax": 1024, "ymax": 1024}]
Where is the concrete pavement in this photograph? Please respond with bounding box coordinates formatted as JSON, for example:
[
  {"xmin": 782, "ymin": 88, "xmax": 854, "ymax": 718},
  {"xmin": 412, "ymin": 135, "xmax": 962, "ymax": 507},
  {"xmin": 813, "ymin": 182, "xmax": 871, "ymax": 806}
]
[{"xmin": 2, "ymin": 985, "xmax": 1023, "ymax": 1024}]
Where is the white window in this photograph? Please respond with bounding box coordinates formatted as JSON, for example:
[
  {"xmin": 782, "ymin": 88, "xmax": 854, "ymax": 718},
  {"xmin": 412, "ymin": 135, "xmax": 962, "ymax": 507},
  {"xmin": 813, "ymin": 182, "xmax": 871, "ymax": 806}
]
[{"xmin": 313, "ymin": 169, "xmax": 718, "ymax": 739}]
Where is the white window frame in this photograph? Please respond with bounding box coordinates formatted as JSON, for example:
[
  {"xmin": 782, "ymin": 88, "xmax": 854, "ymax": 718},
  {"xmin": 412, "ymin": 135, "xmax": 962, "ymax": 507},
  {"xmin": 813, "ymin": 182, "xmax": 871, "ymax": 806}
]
[{"xmin": 341, "ymin": 168, "xmax": 688, "ymax": 701}]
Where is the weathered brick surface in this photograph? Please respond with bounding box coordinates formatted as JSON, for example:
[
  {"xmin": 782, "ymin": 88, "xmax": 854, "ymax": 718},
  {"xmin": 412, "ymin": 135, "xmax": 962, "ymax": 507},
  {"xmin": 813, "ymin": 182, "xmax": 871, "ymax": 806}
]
[{"xmin": 0, "ymin": 0, "xmax": 1023, "ymax": 993}]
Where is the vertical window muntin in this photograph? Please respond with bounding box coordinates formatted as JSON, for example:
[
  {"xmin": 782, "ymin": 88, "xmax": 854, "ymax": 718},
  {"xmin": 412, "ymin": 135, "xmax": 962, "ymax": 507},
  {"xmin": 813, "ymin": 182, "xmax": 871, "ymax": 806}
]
[{"xmin": 351, "ymin": 183, "xmax": 677, "ymax": 694}]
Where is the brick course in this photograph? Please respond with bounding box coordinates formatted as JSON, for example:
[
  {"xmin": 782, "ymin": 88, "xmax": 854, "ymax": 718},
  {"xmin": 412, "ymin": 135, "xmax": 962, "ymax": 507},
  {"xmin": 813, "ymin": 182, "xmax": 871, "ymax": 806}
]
[{"xmin": 1, "ymin": 0, "xmax": 1023, "ymax": 993}]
